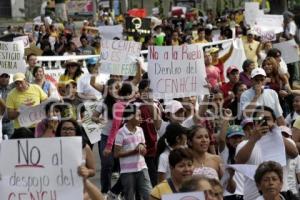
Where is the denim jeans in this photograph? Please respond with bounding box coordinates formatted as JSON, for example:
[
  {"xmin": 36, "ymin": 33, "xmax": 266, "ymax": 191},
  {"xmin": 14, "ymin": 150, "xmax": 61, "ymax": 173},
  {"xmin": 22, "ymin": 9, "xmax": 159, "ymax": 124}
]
[
  {"xmin": 145, "ymin": 156, "xmax": 157, "ymax": 187},
  {"xmin": 98, "ymin": 135, "xmax": 114, "ymax": 193},
  {"xmin": 120, "ymin": 169, "xmax": 152, "ymax": 200}
]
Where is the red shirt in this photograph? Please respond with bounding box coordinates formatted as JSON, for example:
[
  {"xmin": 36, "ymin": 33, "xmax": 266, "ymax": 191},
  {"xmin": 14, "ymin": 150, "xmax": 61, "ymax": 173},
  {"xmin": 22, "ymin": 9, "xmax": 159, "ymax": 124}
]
[{"xmin": 221, "ymin": 82, "xmax": 235, "ymax": 107}]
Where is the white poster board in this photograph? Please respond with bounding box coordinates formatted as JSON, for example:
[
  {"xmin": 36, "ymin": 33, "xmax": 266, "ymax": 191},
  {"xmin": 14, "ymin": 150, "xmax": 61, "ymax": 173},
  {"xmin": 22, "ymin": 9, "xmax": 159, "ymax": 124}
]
[
  {"xmin": 82, "ymin": 101, "xmax": 103, "ymax": 144},
  {"xmin": 18, "ymin": 98, "xmax": 60, "ymax": 127},
  {"xmin": 162, "ymin": 192, "xmax": 205, "ymax": 200},
  {"xmin": 258, "ymin": 127, "xmax": 287, "ymax": 166},
  {"xmin": 244, "ymin": 2, "xmax": 262, "ymax": 27},
  {"xmin": 254, "ymin": 14, "xmax": 283, "ymax": 34},
  {"xmin": 13, "ymin": 36, "xmax": 30, "ymax": 48},
  {"xmin": 98, "ymin": 25, "xmax": 123, "ymax": 40},
  {"xmin": 0, "ymin": 40, "xmax": 26, "ymax": 74},
  {"xmin": 0, "ymin": 137, "xmax": 83, "ymax": 200},
  {"xmin": 100, "ymin": 40, "xmax": 141, "ymax": 76},
  {"xmin": 273, "ymin": 39, "xmax": 300, "ymax": 64},
  {"xmin": 148, "ymin": 44, "xmax": 208, "ymax": 99}
]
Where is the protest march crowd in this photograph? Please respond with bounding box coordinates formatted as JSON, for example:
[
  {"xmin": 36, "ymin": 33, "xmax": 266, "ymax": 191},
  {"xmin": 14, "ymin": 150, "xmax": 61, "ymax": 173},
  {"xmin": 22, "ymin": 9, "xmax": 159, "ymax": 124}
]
[{"xmin": 1, "ymin": 1, "xmax": 300, "ymax": 200}]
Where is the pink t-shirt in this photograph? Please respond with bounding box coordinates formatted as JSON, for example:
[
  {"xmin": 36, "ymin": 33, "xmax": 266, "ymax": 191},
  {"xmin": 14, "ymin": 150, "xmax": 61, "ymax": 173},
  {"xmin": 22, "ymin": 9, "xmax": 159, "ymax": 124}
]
[
  {"xmin": 206, "ymin": 66, "xmax": 221, "ymax": 89},
  {"xmin": 106, "ymin": 100, "xmax": 127, "ymax": 150},
  {"xmin": 115, "ymin": 125, "xmax": 147, "ymax": 173}
]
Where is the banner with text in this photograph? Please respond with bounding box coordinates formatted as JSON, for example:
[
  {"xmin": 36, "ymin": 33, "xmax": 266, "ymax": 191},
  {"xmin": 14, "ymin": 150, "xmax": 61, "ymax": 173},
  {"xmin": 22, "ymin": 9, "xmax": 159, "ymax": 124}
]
[
  {"xmin": 100, "ymin": 40, "xmax": 141, "ymax": 76},
  {"xmin": 98, "ymin": 25, "xmax": 123, "ymax": 40},
  {"xmin": 0, "ymin": 40, "xmax": 26, "ymax": 74},
  {"xmin": 148, "ymin": 44, "xmax": 208, "ymax": 99},
  {"xmin": 82, "ymin": 101, "xmax": 103, "ymax": 144},
  {"xmin": 0, "ymin": 137, "xmax": 83, "ymax": 200},
  {"xmin": 18, "ymin": 98, "xmax": 60, "ymax": 127}
]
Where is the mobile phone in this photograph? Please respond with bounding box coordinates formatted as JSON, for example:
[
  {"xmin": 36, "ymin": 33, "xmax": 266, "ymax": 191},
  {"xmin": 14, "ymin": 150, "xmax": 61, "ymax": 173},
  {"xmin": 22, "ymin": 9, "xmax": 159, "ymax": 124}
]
[{"xmin": 254, "ymin": 116, "xmax": 267, "ymax": 126}]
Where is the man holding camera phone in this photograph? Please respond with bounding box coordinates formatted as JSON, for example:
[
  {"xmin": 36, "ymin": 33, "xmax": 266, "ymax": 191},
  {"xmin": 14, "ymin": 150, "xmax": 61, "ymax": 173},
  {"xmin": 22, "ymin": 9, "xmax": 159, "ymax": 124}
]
[
  {"xmin": 240, "ymin": 68, "xmax": 286, "ymax": 126},
  {"xmin": 235, "ymin": 106, "xmax": 298, "ymax": 200}
]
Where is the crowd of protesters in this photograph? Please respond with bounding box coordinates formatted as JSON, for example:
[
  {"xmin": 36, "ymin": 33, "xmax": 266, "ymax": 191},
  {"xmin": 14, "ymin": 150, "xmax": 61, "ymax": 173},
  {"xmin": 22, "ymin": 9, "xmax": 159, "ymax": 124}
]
[{"xmin": 1, "ymin": 1, "xmax": 300, "ymax": 200}]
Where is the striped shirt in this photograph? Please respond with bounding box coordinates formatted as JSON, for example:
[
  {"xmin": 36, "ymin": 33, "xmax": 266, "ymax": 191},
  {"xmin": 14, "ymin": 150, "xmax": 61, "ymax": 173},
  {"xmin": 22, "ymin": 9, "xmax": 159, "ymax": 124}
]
[{"xmin": 115, "ymin": 125, "xmax": 147, "ymax": 173}]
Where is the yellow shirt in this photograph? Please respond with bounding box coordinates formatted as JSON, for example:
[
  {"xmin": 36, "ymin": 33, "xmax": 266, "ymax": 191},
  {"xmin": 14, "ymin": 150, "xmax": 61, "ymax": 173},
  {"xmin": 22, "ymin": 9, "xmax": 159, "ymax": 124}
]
[
  {"xmin": 6, "ymin": 84, "xmax": 48, "ymax": 128},
  {"xmin": 150, "ymin": 180, "xmax": 173, "ymax": 200},
  {"xmin": 243, "ymin": 37, "xmax": 260, "ymax": 67},
  {"xmin": 293, "ymin": 117, "xmax": 300, "ymax": 130},
  {"xmin": 58, "ymin": 74, "xmax": 81, "ymax": 84},
  {"xmin": 192, "ymin": 39, "xmax": 208, "ymax": 44}
]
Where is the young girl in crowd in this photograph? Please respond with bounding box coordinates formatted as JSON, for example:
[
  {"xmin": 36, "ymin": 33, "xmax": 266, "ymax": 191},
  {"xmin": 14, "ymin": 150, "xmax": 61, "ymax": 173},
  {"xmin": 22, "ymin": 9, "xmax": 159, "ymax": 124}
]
[
  {"xmin": 156, "ymin": 123, "xmax": 188, "ymax": 183},
  {"xmin": 55, "ymin": 119, "xmax": 96, "ymax": 199},
  {"xmin": 114, "ymin": 104, "xmax": 152, "ymax": 200},
  {"xmin": 285, "ymin": 95, "xmax": 300, "ymax": 127},
  {"xmin": 35, "ymin": 101, "xmax": 62, "ymax": 138},
  {"xmin": 91, "ymin": 79, "xmax": 119, "ymax": 194},
  {"xmin": 188, "ymin": 126, "xmax": 223, "ymax": 180}
]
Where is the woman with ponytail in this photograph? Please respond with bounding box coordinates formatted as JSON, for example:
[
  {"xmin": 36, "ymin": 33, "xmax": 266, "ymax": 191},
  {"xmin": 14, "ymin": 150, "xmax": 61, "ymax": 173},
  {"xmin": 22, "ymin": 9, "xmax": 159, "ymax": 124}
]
[{"xmin": 156, "ymin": 123, "xmax": 188, "ymax": 183}]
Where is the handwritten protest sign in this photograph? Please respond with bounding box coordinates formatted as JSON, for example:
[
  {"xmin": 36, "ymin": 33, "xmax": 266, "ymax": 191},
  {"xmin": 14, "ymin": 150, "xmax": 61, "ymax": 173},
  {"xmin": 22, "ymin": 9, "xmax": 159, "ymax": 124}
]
[
  {"xmin": 252, "ymin": 27, "xmax": 276, "ymax": 42},
  {"xmin": 0, "ymin": 137, "xmax": 83, "ymax": 200},
  {"xmin": 258, "ymin": 127, "xmax": 286, "ymax": 166},
  {"xmin": 162, "ymin": 192, "xmax": 205, "ymax": 200},
  {"xmin": 0, "ymin": 40, "xmax": 26, "ymax": 74},
  {"xmin": 13, "ymin": 36, "xmax": 30, "ymax": 48},
  {"xmin": 18, "ymin": 98, "xmax": 59, "ymax": 127},
  {"xmin": 244, "ymin": 2, "xmax": 262, "ymax": 27},
  {"xmin": 273, "ymin": 39, "xmax": 300, "ymax": 64},
  {"xmin": 98, "ymin": 25, "xmax": 123, "ymax": 40},
  {"xmin": 148, "ymin": 44, "xmax": 208, "ymax": 99},
  {"xmin": 82, "ymin": 101, "xmax": 103, "ymax": 144},
  {"xmin": 100, "ymin": 40, "xmax": 141, "ymax": 76},
  {"xmin": 254, "ymin": 14, "xmax": 283, "ymax": 34}
]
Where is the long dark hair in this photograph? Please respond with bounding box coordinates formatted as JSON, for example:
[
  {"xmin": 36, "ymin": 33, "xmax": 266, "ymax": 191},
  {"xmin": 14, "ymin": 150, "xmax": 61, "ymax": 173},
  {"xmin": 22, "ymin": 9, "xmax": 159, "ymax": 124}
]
[
  {"xmin": 103, "ymin": 79, "xmax": 117, "ymax": 120},
  {"xmin": 56, "ymin": 119, "xmax": 87, "ymax": 148},
  {"xmin": 156, "ymin": 123, "xmax": 188, "ymax": 159},
  {"xmin": 64, "ymin": 64, "xmax": 83, "ymax": 80}
]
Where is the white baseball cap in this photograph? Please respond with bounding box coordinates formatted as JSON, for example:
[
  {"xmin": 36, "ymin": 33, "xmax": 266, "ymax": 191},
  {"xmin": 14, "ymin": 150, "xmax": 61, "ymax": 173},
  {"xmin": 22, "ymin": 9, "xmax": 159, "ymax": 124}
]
[
  {"xmin": 279, "ymin": 126, "xmax": 292, "ymax": 136},
  {"xmin": 251, "ymin": 68, "xmax": 266, "ymax": 78},
  {"xmin": 164, "ymin": 100, "xmax": 184, "ymax": 114}
]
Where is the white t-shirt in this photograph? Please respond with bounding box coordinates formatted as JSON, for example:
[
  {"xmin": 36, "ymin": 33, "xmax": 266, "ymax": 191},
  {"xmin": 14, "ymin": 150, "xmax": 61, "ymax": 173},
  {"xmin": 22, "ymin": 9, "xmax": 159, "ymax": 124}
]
[
  {"xmin": 286, "ymin": 21, "xmax": 297, "ymax": 37},
  {"xmin": 220, "ymin": 146, "xmax": 245, "ymax": 196},
  {"xmin": 279, "ymin": 59, "xmax": 288, "ymax": 76},
  {"xmin": 240, "ymin": 88, "xmax": 283, "ymax": 118},
  {"xmin": 285, "ymin": 112, "xmax": 300, "ymax": 127},
  {"xmin": 236, "ymin": 140, "xmax": 263, "ymax": 200},
  {"xmin": 157, "ymin": 149, "xmax": 171, "ymax": 179},
  {"xmin": 115, "ymin": 125, "xmax": 147, "ymax": 173},
  {"xmin": 77, "ymin": 73, "xmax": 102, "ymax": 100},
  {"xmin": 282, "ymin": 138, "xmax": 300, "ymax": 194},
  {"xmin": 95, "ymin": 101, "xmax": 112, "ymax": 136},
  {"xmin": 182, "ymin": 115, "xmax": 195, "ymax": 128},
  {"xmin": 158, "ymin": 121, "xmax": 169, "ymax": 137}
]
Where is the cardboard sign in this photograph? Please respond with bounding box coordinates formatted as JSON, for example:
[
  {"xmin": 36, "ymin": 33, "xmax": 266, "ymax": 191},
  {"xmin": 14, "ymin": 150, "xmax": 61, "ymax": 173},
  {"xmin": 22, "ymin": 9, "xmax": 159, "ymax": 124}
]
[
  {"xmin": 100, "ymin": 39, "xmax": 141, "ymax": 75},
  {"xmin": 13, "ymin": 36, "xmax": 30, "ymax": 48},
  {"xmin": 18, "ymin": 98, "xmax": 60, "ymax": 127},
  {"xmin": 125, "ymin": 17, "xmax": 151, "ymax": 36},
  {"xmin": 0, "ymin": 137, "xmax": 83, "ymax": 200},
  {"xmin": 273, "ymin": 39, "xmax": 300, "ymax": 64},
  {"xmin": 82, "ymin": 101, "xmax": 103, "ymax": 144},
  {"xmin": 98, "ymin": 25, "xmax": 123, "ymax": 40},
  {"xmin": 0, "ymin": 40, "xmax": 26, "ymax": 74},
  {"xmin": 253, "ymin": 26, "xmax": 276, "ymax": 42},
  {"xmin": 162, "ymin": 192, "xmax": 205, "ymax": 200},
  {"xmin": 254, "ymin": 14, "xmax": 283, "ymax": 34},
  {"xmin": 244, "ymin": 2, "xmax": 262, "ymax": 27},
  {"xmin": 148, "ymin": 44, "xmax": 208, "ymax": 99}
]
